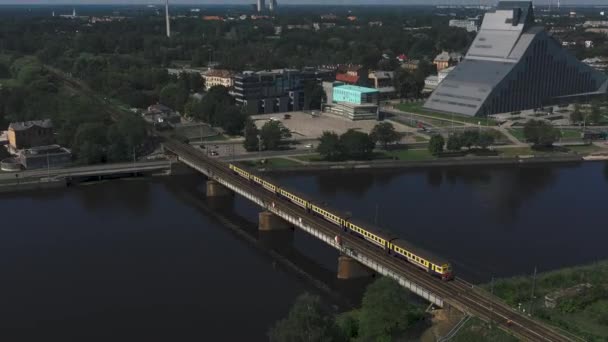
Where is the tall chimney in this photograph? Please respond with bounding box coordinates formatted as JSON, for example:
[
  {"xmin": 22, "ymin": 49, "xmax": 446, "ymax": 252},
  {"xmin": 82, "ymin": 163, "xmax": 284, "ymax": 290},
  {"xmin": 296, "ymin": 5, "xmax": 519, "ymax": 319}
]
[{"xmin": 165, "ymin": 0, "xmax": 171, "ymax": 38}]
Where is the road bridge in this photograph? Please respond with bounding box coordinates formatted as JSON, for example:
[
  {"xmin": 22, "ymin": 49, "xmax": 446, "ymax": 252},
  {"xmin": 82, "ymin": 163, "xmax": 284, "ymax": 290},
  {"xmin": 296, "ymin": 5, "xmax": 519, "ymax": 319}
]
[
  {"xmin": 164, "ymin": 140, "xmax": 579, "ymax": 342},
  {"xmin": 0, "ymin": 160, "xmax": 172, "ymax": 188}
]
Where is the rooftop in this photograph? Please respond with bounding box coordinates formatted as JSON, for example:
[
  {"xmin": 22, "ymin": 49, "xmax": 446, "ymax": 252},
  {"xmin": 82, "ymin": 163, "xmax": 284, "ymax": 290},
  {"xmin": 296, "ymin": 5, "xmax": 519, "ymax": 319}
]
[
  {"xmin": 334, "ymin": 84, "xmax": 379, "ymax": 94},
  {"xmin": 8, "ymin": 119, "xmax": 53, "ymax": 131}
]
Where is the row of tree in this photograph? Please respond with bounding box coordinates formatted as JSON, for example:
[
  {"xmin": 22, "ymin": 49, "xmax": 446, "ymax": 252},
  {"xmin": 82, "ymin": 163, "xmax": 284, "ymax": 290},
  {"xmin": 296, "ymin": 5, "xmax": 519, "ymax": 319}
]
[
  {"xmin": 571, "ymin": 102, "xmax": 606, "ymax": 125},
  {"xmin": 269, "ymin": 277, "xmax": 424, "ymax": 342},
  {"xmin": 428, "ymin": 130, "xmax": 497, "ymax": 155},
  {"xmin": 243, "ymin": 119, "xmax": 293, "ymax": 152}
]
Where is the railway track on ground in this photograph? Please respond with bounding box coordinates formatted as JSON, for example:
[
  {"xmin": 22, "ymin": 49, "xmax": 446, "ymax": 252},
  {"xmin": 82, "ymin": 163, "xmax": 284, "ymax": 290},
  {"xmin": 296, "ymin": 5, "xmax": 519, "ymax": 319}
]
[{"xmin": 165, "ymin": 140, "xmax": 579, "ymax": 342}]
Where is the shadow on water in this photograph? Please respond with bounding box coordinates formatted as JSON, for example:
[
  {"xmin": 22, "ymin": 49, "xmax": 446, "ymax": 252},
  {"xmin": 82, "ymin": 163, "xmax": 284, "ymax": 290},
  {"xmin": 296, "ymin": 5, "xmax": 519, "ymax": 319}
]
[{"xmin": 160, "ymin": 174, "xmax": 372, "ymax": 309}]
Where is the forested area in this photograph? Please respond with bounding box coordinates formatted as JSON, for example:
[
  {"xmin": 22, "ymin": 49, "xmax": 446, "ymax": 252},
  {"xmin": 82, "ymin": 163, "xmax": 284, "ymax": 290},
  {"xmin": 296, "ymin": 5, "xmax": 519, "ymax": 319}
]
[{"xmin": 0, "ymin": 7, "xmax": 475, "ymax": 162}]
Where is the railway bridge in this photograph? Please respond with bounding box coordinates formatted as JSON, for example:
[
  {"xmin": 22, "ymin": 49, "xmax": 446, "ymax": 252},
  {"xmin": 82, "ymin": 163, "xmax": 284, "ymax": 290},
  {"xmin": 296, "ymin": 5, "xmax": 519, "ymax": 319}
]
[{"xmin": 164, "ymin": 140, "xmax": 578, "ymax": 342}]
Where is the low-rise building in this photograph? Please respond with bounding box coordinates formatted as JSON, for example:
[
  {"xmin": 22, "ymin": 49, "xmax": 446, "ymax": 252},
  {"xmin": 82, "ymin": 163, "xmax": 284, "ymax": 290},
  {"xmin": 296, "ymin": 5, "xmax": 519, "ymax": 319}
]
[
  {"xmin": 433, "ymin": 51, "xmax": 463, "ymax": 71},
  {"xmin": 336, "ymin": 65, "xmax": 368, "ymax": 86},
  {"xmin": 424, "ymin": 66, "xmax": 456, "ymax": 92},
  {"xmin": 8, "ymin": 119, "xmax": 54, "ymax": 151},
  {"xmin": 143, "ymin": 104, "xmax": 181, "ymax": 125},
  {"xmin": 368, "ymin": 71, "xmax": 395, "ymax": 99},
  {"xmin": 449, "ymin": 18, "xmax": 480, "ymax": 32},
  {"xmin": 203, "ymin": 69, "xmax": 235, "ymax": 91},
  {"xmin": 18, "ymin": 145, "xmax": 72, "ymax": 170},
  {"xmin": 402, "ymin": 59, "xmax": 421, "ymax": 72},
  {"xmin": 324, "ymin": 84, "xmax": 379, "ymax": 120}
]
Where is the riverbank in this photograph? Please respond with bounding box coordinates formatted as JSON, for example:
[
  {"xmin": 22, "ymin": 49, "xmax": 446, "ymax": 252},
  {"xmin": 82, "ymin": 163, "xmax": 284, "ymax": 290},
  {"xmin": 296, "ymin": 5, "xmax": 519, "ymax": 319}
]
[
  {"xmin": 451, "ymin": 261, "xmax": 608, "ymax": 342},
  {"xmin": 243, "ymin": 154, "xmax": 587, "ymax": 174}
]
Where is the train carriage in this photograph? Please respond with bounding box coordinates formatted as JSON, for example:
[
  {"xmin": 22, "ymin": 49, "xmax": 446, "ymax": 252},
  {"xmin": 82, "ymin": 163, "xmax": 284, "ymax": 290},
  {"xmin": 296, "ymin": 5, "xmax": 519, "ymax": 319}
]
[
  {"xmin": 390, "ymin": 239, "xmax": 454, "ymax": 281},
  {"xmin": 277, "ymin": 187, "xmax": 309, "ymax": 210},
  {"xmin": 344, "ymin": 217, "xmax": 397, "ymax": 250}
]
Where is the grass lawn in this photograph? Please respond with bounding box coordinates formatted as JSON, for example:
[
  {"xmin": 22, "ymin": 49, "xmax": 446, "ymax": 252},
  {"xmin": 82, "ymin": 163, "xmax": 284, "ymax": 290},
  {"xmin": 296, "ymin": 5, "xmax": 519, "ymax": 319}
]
[
  {"xmin": 201, "ymin": 134, "xmax": 229, "ymax": 142},
  {"xmin": 507, "ymin": 128, "xmax": 526, "ymax": 142},
  {"xmin": 379, "ymin": 149, "xmax": 435, "ymax": 161},
  {"xmin": 241, "ymin": 158, "xmax": 302, "ymax": 168},
  {"xmin": 453, "ymin": 318, "xmax": 519, "ymax": 342},
  {"xmin": 494, "ymin": 147, "xmax": 536, "ymax": 157},
  {"xmin": 509, "ymin": 128, "xmax": 584, "ymax": 142},
  {"xmin": 293, "ymin": 154, "xmax": 323, "ymax": 162},
  {"xmin": 566, "ymin": 144, "xmax": 604, "ymax": 154},
  {"xmin": 395, "ymin": 103, "xmax": 497, "ymax": 126}
]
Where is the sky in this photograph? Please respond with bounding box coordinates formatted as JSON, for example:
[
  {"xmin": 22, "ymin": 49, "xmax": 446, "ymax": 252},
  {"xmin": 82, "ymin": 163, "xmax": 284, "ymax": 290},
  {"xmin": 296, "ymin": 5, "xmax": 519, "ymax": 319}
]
[{"xmin": 0, "ymin": 0, "xmax": 607, "ymax": 5}]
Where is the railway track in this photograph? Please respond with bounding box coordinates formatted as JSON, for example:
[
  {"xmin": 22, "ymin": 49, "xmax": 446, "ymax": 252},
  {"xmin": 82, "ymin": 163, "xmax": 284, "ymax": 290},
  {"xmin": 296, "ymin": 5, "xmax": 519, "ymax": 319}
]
[{"xmin": 165, "ymin": 140, "xmax": 579, "ymax": 342}]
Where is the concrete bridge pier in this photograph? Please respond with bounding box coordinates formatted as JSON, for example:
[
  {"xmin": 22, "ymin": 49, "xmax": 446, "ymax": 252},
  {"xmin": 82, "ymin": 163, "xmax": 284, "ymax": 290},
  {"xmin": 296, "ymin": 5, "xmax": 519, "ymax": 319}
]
[
  {"xmin": 258, "ymin": 211, "xmax": 294, "ymax": 250},
  {"xmin": 206, "ymin": 180, "xmax": 233, "ymax": 198},
  {"xmin": 258, "ymin": 211, "xmax": 292, "ymax": 232},
  {"xmin": 337, "ymin": 255, "xmax": 374, "ymax": 280}
]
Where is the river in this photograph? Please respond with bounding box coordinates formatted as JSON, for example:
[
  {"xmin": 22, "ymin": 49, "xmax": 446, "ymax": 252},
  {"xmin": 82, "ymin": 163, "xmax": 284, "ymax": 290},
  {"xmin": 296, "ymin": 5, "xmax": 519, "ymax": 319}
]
[{"xmin": 1, "ymin": 161, "xmax": 607, "ymax": 340}]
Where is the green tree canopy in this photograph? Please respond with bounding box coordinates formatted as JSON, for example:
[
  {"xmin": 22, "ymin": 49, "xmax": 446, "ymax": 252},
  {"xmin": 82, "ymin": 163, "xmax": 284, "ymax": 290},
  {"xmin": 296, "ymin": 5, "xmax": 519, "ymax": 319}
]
[
  {"xmin": 317, "ymin": 131, "xmax": 343, "ymax": 161},
  {"xmin": 243, "ymin": 118, "xmax": 260, "ymax": 152},
  {"xmin": 260, "ymin": 120, "xmax": 286, "ymax": 150},
  {"xmin": 340, "ymin": 129, "xmax": 376, "ymax": 160},
  {"xmin": 446, "ymin": 134, "xmax": 463, "ymax": 151},
  {"xmin": 370, "ymin": 122, "xmax": 400, "ymax": 149},
  {"xmin": 428, "ymin": 134, "xmax": 445, "ymax": 155},
  {"xmin": 358, "ymin": 277, "xmax": 424, "ymax": 341},
  {"xmin": 269, "ymin": 293, "xmax": 344, "ymax": 342},
  {"xmin": 523, "ymin": 119, "xmax": 561, "ymax": 147}
]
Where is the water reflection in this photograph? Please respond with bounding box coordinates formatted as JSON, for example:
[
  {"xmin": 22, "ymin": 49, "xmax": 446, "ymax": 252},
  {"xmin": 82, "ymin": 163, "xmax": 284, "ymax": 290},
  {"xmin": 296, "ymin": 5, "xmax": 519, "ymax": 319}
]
[{"xmin": 315, "ymin": 171, "xmax": 400, "ymax": 197}]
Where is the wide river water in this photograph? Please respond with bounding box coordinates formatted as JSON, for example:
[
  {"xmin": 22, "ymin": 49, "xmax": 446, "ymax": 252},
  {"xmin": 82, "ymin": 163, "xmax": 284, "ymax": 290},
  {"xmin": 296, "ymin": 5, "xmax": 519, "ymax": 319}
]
[{"xmin": 1, "ymin": 161, "xmax": 607, "ymax": 340}]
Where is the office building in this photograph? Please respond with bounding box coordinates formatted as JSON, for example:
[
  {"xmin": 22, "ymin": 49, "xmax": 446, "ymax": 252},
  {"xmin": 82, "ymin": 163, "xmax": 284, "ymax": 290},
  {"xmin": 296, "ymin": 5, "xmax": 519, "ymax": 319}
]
[
  {"xmin": 257, "ymin": 0, "xmax": 265, "ymax": 13},
  {"xmin": 234, "ymin": 68, "xmax": 334, "ymax": 115},
  {"xmin": 269, "ymin": 0, "xmax": 277, "ymax": 12},
  {"xmin": 203, "ymin": 69, "xmax": 235, "ymax": 91},
  {"xmin": 424, "ymin": 1, "xmax": 608, "ymax": 117}
]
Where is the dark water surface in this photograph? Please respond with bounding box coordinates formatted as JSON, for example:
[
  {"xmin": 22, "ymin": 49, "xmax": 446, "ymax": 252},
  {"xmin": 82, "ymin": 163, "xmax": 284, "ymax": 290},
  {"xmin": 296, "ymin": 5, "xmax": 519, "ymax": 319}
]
[
  {"xmin": 1, "ymin": 161, "xmax": 607, "ymax": 340},
  {"xmin": 273, "ymin": 161, "xmax": 608, "ymax": 282},
  {"xmin": 0, "ymin": 178, "xmax": 307, "ymax": 341}
]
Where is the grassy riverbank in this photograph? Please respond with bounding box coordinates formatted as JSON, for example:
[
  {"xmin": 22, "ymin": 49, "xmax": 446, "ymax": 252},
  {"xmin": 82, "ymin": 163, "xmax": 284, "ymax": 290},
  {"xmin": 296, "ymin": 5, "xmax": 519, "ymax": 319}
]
[{"xmin": 484, "ymin": 261, "xmax": 608, "ymax": 341}]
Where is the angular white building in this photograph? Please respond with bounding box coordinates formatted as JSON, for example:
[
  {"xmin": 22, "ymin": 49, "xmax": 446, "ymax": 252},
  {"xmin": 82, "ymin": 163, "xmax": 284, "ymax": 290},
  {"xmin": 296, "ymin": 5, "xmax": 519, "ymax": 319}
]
[{"xmin": 424, "ymin": 1, "xmax": 608, "ymax": 117}]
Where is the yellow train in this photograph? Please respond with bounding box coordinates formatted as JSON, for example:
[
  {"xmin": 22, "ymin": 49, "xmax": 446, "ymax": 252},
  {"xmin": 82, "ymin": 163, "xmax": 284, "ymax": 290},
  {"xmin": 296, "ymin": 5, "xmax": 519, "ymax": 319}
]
[{"xmin": 228, "ymin": 163, "xmax": 454, "ymax": 281}]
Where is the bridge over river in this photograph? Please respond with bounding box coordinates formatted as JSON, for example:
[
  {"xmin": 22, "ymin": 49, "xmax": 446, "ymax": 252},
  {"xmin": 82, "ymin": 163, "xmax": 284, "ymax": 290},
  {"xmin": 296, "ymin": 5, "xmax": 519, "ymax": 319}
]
[{"xmin": 164, "ymin": 139, "xmax": 579, "ymax": 342}]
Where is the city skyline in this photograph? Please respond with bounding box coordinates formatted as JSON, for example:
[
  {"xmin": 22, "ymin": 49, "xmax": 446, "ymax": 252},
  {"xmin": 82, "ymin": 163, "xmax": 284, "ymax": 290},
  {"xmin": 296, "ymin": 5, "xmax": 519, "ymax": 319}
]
[{"xmin": 1, "ymin": 0, "xmax": 607, "ymax": 6}]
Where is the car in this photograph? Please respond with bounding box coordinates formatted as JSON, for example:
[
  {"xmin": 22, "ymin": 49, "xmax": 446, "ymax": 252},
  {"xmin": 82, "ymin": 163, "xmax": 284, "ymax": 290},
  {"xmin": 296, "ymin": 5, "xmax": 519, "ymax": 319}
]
[
  {"xmin": 210, "ymin": 151, "xmax": 219, "ymax": 156},
  {"xmin": 199, "ymin": 144, "xmax": 206, "ymax": 149},
  {"xmin": 305, "ymin": 144, "xmax": 313, "ymax": 149},
  {"xmin": 270, "ymin": 117, "xmax": 279, "ymax": 122}
]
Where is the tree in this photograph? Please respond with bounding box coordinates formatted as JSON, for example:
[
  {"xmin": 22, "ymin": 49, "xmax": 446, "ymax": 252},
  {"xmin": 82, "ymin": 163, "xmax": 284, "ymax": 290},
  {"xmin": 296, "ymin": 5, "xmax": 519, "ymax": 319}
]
[
  {"xmin": 393, "ymin": 69, "xmax": 423, "ymax": 99},
  {"xmin": 269, "ymin": 293, "xmax": 344, "ymax": 342},
  {"xmin": 477, "ymin": 131, "xmax": 495, "ymax": 149},
  {"xmin": 571, "ymin": 103, "xmax": 583, "ymax": 124},
  {"xmin": 72, "ymin": 122, "xmax": 108, "ymax": 164},
  {"xmin": 446, "ymin": 134, "xmax": 463, "ymax": 151},
  {"xmin": 303, "ymin": 80, "xmax": 326, "ymax": 110},
  {"xmin": 588, "ymin": 101, "xmax": 602, "ymax": 124},
  {"xmin": 370, "ymin": 122, "xmax": 400, "ymax": 150},
  {"xmin": 218, "ymin": 105, "xmax": 247, "ymax": 135},
  {"xmin": 260, "ymin": 120, "xmax": 285, "ymax": 151},
  {"xmin": 159, "ymin": 83, "xmax": 189, "ymax": 113},
  {"xmin": 317, "ymin": 131, "xmax": 343, "ymax": 161},
  {"xmin": 523, "ymin": 119, "xmax": 561, "ymax": 147},
  {"xmin": 243, "ymin": 118, "xmax": 260, "ymax": 152},
  {"xmin": 461, "ymin": 130, "xmax": 480, "ymax": 149},
  {"xmin": 428, "ymin": 135, "xmax": 445, "ymax": 155},
  {"xmin": 358, "ymin": 277, "xmax": 424, "ymax": 341},
  {"xmin": 340, "ymin": 129, "xmax": 376, "ymax": 160}
]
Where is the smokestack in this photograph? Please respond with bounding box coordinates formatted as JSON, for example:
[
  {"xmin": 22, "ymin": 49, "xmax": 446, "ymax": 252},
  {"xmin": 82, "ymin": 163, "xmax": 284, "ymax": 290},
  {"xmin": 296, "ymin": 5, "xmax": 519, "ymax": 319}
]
[{"xmin": 165, "ymin": 0, "xmax": 171, "ymax": 38}]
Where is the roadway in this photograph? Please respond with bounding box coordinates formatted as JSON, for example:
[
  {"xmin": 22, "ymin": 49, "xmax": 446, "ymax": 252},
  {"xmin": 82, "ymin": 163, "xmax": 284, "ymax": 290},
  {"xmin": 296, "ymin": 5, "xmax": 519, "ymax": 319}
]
[
  {"xmin": 0, "ymin": 160, "xmax": 172, "ymax": 183},
  {"xmin": 164, "ymin": 140, "xmax": 579, "ymax": 342}
]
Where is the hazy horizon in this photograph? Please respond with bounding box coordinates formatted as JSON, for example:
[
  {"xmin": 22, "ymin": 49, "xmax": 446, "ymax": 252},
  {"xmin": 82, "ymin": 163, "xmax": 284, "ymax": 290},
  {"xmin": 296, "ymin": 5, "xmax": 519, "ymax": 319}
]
[{"xmin": 1, "ymin": 0, "xmax": 607, "ymax": 6}]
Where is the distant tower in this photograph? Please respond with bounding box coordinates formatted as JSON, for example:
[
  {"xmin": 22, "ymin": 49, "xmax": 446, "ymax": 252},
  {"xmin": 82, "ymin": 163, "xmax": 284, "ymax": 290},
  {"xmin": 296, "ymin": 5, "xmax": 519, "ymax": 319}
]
[
  {"xmin": 269, "ymin": 0, "xmax": 278, "ymax": 12},
  {"xmin": 257, "ymin": 0, "xmax": 265, "ymax": 13},
  {"xmin": 557, "ymin": 0, "xmax": 561, "ymax": 10},
  {"xmin": 72, "ymin": 8, "xmax": 76, "ymax": 17},
  {"xmin": 165, "ymin": 0, "xmax": 171, "ymax": 38}
]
